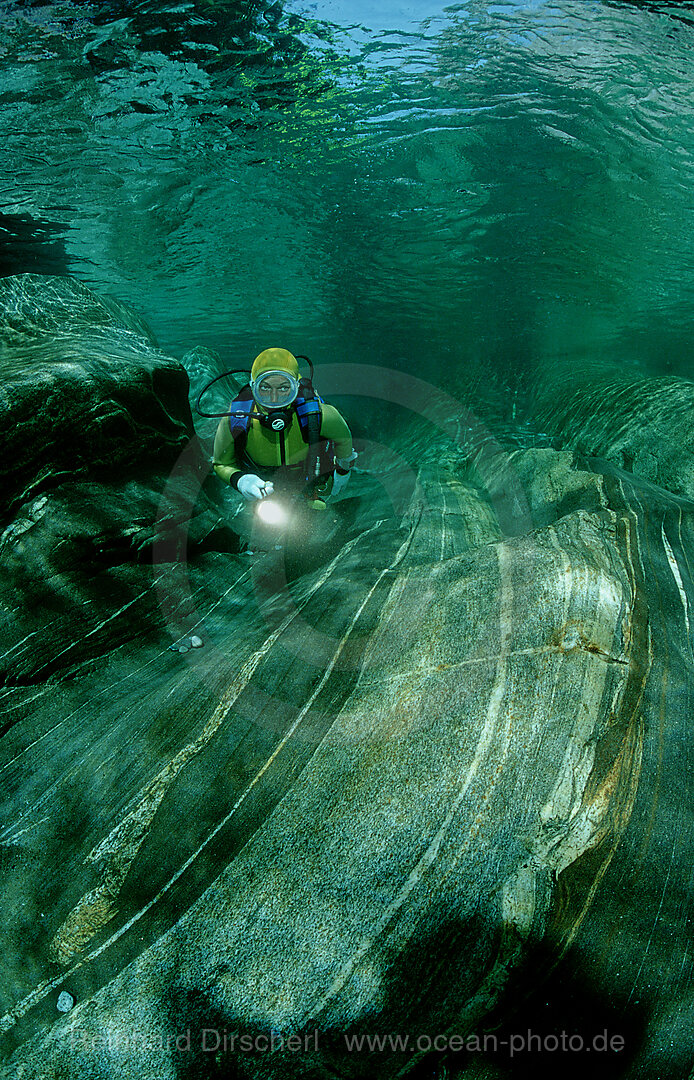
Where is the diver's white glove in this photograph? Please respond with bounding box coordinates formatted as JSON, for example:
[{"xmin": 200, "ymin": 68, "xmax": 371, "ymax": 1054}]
[
  {"xmin": 237, "ymin": 474, "xmax": 274, "ymax": 501},
  {"xmin": 331, "ymin": 470, "xmax": 351, "ymax": 498},
  {"xmin": 336, "ymin": 450, "xmax": 358, "ymax": 471},
  {"xmin": 330, "ymin": 450, "xmax": 357, "ymax": 499}
]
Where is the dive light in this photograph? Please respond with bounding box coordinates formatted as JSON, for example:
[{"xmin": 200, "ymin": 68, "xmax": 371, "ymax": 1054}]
[{"xmin": 255, "ymin": 498, "xmax": 288, "ymax": 527}]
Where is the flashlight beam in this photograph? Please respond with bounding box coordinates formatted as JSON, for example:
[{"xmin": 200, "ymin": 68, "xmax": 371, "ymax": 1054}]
[{"xmin": 256, "ymin": 500, "xmax": 287, "ymax": 526}]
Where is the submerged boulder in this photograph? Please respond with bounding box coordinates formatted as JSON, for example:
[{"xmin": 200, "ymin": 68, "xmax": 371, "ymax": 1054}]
[
  {"xmin": 531, "ymin": 355, "xmax": 694, "ymax": 501},
  {"xmin": 0, "ymin": 277, "xmax": 692, "ymax": 1080},
  {"xmin": 0, "ymin": 274, "xmax": 190, "ymax": 517},
  {"xmin": 0, "ymin": 275, "xmax": 234, "ymax": 692}
]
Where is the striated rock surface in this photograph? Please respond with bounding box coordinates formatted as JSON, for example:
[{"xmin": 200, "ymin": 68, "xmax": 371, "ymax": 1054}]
[
  {"xmin": 531, "ymin": 357, "xmax": 694, "ymax": 501},
  {"xmin": 0, "ymin": 277, "xmax": 692, "ymax": 1079}
]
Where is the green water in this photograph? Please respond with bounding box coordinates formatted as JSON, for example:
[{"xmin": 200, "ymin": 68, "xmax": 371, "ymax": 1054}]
[
  {"xmin": 3, "ymin": 7, "xmax": 694, "ymax": 1071},
  {"xmin": 2, "ymin": 0, "xmax": 694, "ymax": 403}
]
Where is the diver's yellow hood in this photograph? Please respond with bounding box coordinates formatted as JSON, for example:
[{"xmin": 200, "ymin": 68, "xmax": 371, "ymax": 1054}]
[{"xmin": 251, "ymin": 348, "xmax": 300, "ymax": 380}]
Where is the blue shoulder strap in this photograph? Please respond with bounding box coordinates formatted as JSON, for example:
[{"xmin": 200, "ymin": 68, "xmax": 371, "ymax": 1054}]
[
  {"xmin": 295, "ymin": 394, "xmax": 323, "ymax": 444},
  {"xmin": 226, "ymin": 387, "xmax": 324, "ymax": 448}
]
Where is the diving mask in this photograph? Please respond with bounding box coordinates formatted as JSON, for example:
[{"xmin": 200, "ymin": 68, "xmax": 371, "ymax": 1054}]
[{"xmin": 251, "ymin": 370, "xmax": 300, "ymax": 410}]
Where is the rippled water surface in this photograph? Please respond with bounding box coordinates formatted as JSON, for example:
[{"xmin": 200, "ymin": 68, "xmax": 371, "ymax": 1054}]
[{"xmin": 2, "ymin": 0, "xmax": 694, "ymax": 399}]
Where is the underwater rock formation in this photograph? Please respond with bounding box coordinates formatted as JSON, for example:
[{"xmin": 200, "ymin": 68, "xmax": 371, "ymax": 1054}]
[
  {"xmin": 0, "ymin": 276, "xmax": 692, "ymax": 1079},
  {"xmin": 0, "ymin": 275, "xmax": 235, "ymax": 690},
  {"xmin": 531, "ymin": 356, "xmax": 694, "ymax": 501}
]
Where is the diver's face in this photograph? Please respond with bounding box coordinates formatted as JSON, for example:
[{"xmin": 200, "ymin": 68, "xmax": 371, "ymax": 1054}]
[
  {"xmin": 258, "ymin": 374, "xmax": 292, "ymax": 406},
  {"xmin": 252, "ymin": 369, "xmax": 299, "ymax": 410}
]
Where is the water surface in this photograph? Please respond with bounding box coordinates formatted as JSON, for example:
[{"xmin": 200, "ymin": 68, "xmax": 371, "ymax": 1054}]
[{"xmin": 2, "ymin": 0, "xmax": 694, "ymax": 406}]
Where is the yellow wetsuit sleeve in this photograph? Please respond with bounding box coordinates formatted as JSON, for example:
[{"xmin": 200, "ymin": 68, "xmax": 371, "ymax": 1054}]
[
  {"xmin": 212, "ymin": 418, "xmax": 242, "ymax": 486},
  {"xmin": 319, "ymin": 404, "xmax": 353, "ymax": 460}
]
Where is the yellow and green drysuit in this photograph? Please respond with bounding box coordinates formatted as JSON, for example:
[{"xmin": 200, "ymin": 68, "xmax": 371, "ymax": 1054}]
[{"xmin": 212, "ymin": 348, "xmax": 354, "ymax": 501}]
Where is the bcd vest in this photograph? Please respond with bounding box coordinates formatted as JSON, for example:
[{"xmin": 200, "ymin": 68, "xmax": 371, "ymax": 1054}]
[{"xmin": 227, "ymin": 381, "xmax": 328, "ymax": 481}]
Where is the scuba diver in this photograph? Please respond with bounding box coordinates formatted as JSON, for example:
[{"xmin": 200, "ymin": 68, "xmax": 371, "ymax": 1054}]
[{"xmin": 210, "ymin": 348, "xmax": 357, "ymax": 510}]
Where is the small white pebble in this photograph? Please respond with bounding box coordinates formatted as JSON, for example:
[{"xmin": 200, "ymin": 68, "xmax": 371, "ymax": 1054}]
[
  {"xmin": 57, "ymin": 991, "xmax": 74, "ymax": 1013},
  {"xmin": 178, "ymin": 645, "xmax": 189, "ymax": 654},
  {"xmin": 190, "ymin": 635, "xmax": 203, "ymax": 648}
]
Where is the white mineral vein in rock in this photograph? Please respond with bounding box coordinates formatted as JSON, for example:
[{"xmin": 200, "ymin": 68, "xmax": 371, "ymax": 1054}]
[
  {"xmin": 0, "ymin": 569, "xmax": 257, "ymax": 840},
  {"xmin": 1, "ymin": 521, "xmax": 389, "ymax": 1030},
  {"xmin": 661, "ymin": 517, "xmax": 690, "ymax": 637},
  {"xmin": 47, "ymin": 520, "xmax": 386, "ymax": 966},
  {"xmin": 304, "ymin": 540, "xmax": 514, "ymax": 1023},
  {"xmin": 46, "ymin": 570, "xmax": 171, "ymax": 671}
]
